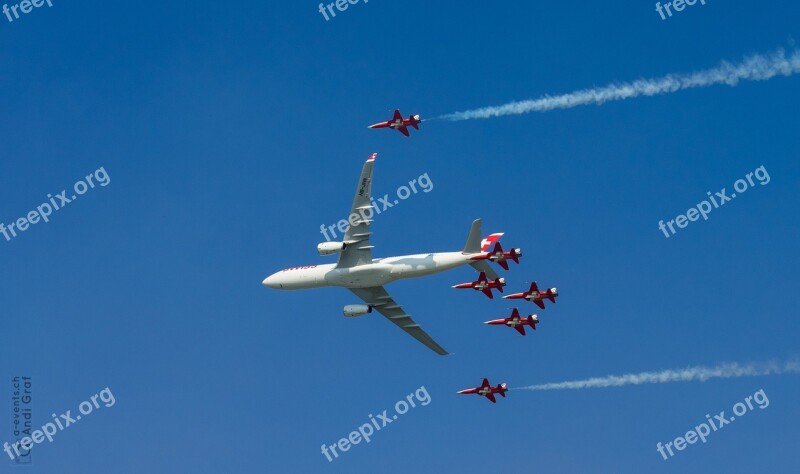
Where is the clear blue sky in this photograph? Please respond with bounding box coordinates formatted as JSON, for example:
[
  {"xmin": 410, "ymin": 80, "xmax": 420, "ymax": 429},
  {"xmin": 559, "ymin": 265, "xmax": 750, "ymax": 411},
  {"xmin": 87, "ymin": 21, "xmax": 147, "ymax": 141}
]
[{"xmin": 1, "ymin": 1, "xmax": 799, "ymax": 472}]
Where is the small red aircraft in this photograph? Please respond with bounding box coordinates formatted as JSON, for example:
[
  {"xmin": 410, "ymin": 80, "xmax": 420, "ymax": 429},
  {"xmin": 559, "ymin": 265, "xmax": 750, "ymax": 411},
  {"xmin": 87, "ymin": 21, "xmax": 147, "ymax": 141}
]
[
  {"xmin": 485, "ymin": 308, "xmax": 539, "ymax": 335},
  {"xmin": 457, "ymin": 378, "xmax": 508, "ymax": 403},
  {"xmin": 368, "ymin": 109, "xmax": 421, "ymax": 137},
  {"xmin": 471, "ymin": 242, "xmax": 522, "ymax": 270},
  {"xmin": 452, "ymin": 272, "xmax": 506, "ymax": 299},
  {"xmin": 503, "ymin": 281, "xmax": 558, "ymax": 310}
]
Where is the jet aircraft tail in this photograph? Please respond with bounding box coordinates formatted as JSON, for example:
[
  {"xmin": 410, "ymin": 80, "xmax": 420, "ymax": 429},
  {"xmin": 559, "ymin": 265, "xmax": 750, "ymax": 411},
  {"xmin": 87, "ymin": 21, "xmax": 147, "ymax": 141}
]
[{"xmin": 462, "ymin": 219, "xmax": 483, "ymax": 254}]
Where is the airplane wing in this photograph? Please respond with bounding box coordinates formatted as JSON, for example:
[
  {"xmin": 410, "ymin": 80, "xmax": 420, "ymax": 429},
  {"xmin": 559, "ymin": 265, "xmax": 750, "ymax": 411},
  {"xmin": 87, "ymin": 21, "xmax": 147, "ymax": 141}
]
[
  {"xmin": 398, "ymin": 126, "xmax": 410, "ymax": 137},
  {"xmin": 348, "ymin": 286, "xmax": 449, "ymax": 355},
  {"xmin": 486, "ymin": 392, "xmax": 497, "ymax": 403},
  {"xmin": 515, "ymin": 325, "xmax": 526, "ymax": 336},
  {"xmin": 337, "ymin": 154, "xmax": 376, "ymax": 269},
  {"xmin": 534, "ymin": 300, "xmax": 546, "ymax": 310},
  {"xmin": 469, "ymin": 260, "xmax": 500, "ymax": 281},
  {"xmin": 392, "ymin": 109, "xmax": 403, "ymax": 121}
]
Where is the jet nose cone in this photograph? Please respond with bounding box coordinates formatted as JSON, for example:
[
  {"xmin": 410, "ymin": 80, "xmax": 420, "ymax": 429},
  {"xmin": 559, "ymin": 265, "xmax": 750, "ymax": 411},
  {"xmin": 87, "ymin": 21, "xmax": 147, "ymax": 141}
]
[{"xmin": 262, "ymin": 274, "xmax": 282, "ymax": 289}]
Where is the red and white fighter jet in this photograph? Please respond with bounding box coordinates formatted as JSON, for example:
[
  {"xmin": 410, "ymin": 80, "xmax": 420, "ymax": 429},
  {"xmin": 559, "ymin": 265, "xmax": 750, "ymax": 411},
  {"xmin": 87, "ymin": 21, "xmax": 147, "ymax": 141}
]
[
  {"xmin": 457, "ymin": 378, "xmax": 509, "ymax": 403},
  {"xmin": 470, "ymin": 242, "xmax": 522, "ymax": 270},
  {"xmin": 452, "ymin": 271, "xmax": 506, "ymax": 299},
  {"xmin": 484, "ymin": 308, "xmax": 539, "ymax": 335},
  {"xmin": 368, "ymin": 109, "xmax": 421, "ymax": 137},
  {"xmin": 503, "ymin": 281, "xmax": 558, "ymax": 310}
]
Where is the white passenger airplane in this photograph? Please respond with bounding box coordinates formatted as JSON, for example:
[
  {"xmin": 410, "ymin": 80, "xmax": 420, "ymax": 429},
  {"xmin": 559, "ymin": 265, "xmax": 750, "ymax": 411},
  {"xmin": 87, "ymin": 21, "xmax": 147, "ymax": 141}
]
[{"xmin": 262, "ymin": 153, "xmax": 508, "ymax": 355}]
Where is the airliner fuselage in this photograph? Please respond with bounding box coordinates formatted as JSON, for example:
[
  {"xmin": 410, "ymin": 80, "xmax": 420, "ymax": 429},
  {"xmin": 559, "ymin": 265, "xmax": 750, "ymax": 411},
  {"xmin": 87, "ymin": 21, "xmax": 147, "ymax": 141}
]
[{"xmin": 262, "ymin": 251, "xmax": 472, "ymax": 290}]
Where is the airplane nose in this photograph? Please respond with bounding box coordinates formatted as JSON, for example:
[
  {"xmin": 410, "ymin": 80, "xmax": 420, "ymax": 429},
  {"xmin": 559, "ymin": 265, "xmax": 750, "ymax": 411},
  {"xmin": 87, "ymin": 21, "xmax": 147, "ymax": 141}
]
[{"xmin": 262, "ymin": 274, "xmax": 283, "ymax": 289}]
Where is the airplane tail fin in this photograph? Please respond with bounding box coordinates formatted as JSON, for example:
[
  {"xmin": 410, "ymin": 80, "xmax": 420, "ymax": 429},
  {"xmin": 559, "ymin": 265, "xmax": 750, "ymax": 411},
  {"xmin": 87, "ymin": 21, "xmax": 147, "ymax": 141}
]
[
  {"xmin": 481, "ymin": 233, "xmax": 504, "ymax": 251},
  {"xmin": 528, "ymin": 315, "xmax": 537, "ymax": 330},
  {"xmin": 462, "ymin": 219, "xmax": 483, "ymax": 254},
  {"xmin": 547, "ymin": 288, "xmax": 557, "ymax": 303}
]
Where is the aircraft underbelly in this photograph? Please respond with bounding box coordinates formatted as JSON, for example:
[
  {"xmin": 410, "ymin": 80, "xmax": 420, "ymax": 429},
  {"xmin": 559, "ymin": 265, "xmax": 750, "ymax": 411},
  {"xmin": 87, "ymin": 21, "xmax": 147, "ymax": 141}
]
[
  {"xmin": 389, "ymin": 253, "xmax": 468, "ymax": 280},
  {"xmin": 326, "ymin": 264, "xmax": 394, "ymax": 288}
]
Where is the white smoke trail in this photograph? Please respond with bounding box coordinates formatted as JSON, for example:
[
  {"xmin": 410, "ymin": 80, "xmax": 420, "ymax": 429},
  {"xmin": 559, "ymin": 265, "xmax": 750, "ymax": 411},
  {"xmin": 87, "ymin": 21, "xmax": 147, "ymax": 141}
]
[
  {"xmin": 439, "ymin": 49, "xmax": 800, "ymax": 121},
  {"xmin": 514, "ymin": 359, "xmax": 800, "ymax": 391}
]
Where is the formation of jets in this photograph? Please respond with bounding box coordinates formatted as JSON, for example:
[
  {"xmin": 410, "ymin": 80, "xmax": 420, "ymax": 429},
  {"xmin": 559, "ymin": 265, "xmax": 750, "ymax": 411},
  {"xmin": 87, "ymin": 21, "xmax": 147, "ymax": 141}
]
[{"xmin": 264, "ymin": 117, "xmax": 563, "ymax": 404}]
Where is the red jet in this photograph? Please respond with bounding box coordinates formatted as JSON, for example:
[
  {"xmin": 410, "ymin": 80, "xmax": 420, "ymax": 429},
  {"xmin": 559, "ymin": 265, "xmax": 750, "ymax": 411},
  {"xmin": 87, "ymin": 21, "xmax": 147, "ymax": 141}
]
[
  {"xmin": 452, "ymin": 272, "xmax": 506, "ymax": 299},
  {"xmin": 503, "ymin": 281, "xmax": 558, "ymax": 310},
  {"xmin": 470, "ymin": 242, "xmax": 522, "ymax": 270},
  {"xmin": 485, "ymin": 308, "xmax": 539, "ymax": 335},
  {"xmin": 457, "ymin": 378, "xmax": 508, "ymax": 403},
  {"xmin": 368, "ymin": 109, "xmax": 421, "ymax": 137}
]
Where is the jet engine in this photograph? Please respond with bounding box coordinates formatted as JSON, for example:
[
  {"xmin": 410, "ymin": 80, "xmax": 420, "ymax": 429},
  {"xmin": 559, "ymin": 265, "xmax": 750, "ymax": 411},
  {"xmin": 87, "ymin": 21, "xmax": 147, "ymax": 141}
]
[
  {"xmin": 343, "ymin": 304, "xmax": 372, "ymax": 317},
  {"xmin": 318, "ymin": 242, "xmax": 346, "ymax": 256}
]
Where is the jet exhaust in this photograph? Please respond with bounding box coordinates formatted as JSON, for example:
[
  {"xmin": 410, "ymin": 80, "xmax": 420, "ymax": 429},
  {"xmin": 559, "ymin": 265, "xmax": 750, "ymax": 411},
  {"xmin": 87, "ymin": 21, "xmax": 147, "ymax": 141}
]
[
  {"xmin": 437, "ymin": 48, "xmax": 800, "ymax": 121},
  {"xmin": 513, "ymin": 358, "xmax": 800, "ymax": 391}
]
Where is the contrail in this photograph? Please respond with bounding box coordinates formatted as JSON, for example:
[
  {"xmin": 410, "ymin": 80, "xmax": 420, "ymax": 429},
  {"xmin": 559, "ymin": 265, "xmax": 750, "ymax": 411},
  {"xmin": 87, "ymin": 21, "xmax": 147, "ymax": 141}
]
[
  {"xmin": 438, "ymin": 48, "xmax": 800, "ymax": 121},
  {"xmin": 514, "ymin": 359, "xmax": 800, "ymax": 391}
]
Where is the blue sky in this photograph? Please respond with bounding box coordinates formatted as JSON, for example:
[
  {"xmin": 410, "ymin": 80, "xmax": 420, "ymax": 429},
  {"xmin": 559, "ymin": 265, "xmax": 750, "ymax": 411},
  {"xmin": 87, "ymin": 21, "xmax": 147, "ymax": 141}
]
[{"xmin": 1, "ymin": 1, "xmax": 799, "ymax": 472}]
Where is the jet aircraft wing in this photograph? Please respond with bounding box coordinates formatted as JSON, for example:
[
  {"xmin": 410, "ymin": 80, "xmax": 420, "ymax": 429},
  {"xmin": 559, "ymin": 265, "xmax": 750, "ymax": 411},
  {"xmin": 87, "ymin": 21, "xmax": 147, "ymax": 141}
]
[
  {"xmin": 348, "ymin": 286, "xmax": 449, "ymax": 355},
  {"xmin": 337, "ymin": 154, "xmax": 376, "ymax": 269},
  {"xmin": 469, "ymin": 260, "xmax": 501, "ymax": 281}
]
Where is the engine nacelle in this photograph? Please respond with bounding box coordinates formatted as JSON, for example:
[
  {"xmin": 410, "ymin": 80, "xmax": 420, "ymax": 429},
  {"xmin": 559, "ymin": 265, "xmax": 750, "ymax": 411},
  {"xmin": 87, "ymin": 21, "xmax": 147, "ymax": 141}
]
[
  {"xmin": 343, "ymin": 304, "xmax": 372, "ymax": 317},
  {"xmin": 318, "ymin": 241, "xmax": 346, "ymax": 256}
]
